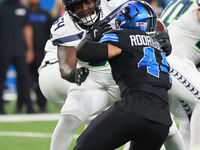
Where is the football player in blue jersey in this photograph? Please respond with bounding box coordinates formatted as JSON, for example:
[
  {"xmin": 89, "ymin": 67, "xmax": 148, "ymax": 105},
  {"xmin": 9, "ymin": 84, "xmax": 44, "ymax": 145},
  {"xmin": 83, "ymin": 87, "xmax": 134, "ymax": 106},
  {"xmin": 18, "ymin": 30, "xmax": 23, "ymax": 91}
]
[
  {"xmin": 74, "ymin": 1, "xmax": 172, "ymax": 149},
  {"xmin": 38, "ymin": 0, "xmax": 182, "ymax": 150}
]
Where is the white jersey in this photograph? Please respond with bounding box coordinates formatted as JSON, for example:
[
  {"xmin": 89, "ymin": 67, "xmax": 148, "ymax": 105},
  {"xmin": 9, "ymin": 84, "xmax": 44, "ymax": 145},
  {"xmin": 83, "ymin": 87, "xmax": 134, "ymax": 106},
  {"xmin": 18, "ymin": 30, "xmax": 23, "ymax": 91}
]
[
  {"xmin": 167, "ymin": 0, "xmax": 200, "ymax": 65},
  {"xmin": 43, "ymin": 0, "xmax": 128, "ymax": 84},
  {"xmin": 161, "ymin": 1, "xmax": 200, "ymax": 149}
]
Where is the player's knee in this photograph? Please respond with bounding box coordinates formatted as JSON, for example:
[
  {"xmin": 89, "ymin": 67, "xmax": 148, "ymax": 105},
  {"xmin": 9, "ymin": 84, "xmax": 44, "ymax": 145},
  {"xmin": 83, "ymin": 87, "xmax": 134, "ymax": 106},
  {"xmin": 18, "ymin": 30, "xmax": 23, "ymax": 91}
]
[{"xmin": 60, "ymin": 114, "xmax": 81, "ymax": 131}]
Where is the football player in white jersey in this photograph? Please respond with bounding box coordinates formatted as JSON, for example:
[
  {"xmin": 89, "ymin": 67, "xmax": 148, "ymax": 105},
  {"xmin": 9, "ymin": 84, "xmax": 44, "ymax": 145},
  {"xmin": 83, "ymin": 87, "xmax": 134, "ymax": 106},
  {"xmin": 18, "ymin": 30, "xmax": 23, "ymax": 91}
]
[
  {"xmin": 160, "ymin": 1, "xmax": 195, "ymax": 149},
  {"xmin": 160, "ymin": 1, "xmax": 197, "ymax": 150},
  {"xmin": 160, "ymin": 0, "xmax": 200, "ymax": 150},
  {"xmin": 39, "ymin": 0, "xmax": 129, "ymax": 150},
  {"xmin": 38, "ymin": 0, "xmax": 184, "ymax": 150}
]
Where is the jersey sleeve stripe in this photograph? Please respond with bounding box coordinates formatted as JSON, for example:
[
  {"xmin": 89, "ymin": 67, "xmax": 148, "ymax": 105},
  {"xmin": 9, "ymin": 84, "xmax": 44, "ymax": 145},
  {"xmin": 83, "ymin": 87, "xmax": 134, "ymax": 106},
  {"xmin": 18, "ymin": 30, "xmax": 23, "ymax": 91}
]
[
  {"xmin": 52, "ymin": 32, "xmax": 84, "ymax": 46},
  {"xmin": 99, "ymin": 33, "xmax": 119, "ymax": 43}
]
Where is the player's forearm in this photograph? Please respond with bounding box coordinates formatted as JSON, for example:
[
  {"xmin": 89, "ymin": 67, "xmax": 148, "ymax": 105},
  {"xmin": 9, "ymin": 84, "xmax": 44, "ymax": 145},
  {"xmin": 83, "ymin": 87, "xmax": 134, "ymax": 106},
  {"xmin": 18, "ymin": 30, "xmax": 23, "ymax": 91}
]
[
  {"xmin": 23, "ymin": 25, "xmax": 34, "ymax": 50},
  {"xmin": 58, "ymin": 45, "xmax": 78, "ymax": 82},
  {"xmin": 76, "ymin": 35, "xmax": 108, "ymax": 62}
]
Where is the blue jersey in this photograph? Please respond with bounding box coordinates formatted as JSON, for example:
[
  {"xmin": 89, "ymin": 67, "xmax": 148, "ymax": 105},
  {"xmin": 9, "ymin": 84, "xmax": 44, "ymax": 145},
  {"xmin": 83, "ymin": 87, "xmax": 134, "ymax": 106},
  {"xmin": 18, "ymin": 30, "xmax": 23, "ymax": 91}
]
[
  {"xmin": 100, "ymin": 29, "xmax": 172, "ymax": 99},
  {"xmin": 99, "ymin": 29, "xmax": 172, "ymax": 126}
]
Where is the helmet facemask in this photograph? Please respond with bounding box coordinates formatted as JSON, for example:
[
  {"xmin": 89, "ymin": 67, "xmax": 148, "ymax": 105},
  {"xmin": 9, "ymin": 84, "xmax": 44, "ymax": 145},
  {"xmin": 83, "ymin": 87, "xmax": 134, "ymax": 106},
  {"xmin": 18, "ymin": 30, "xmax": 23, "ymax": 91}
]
[
  {"xmin": 63, "ymin": 0, "xmax": 101, "ymax": 27},
  {"xmin": 139, "ymin": 1, "xmax": 157, "ymax": 36}
]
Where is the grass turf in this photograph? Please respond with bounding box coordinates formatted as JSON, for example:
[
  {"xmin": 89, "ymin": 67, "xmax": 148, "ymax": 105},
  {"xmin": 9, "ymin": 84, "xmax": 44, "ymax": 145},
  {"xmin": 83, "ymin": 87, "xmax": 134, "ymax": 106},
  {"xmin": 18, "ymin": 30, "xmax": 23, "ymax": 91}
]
[
  {"xmin": 1, "ymin": 101, "xmax": 125, "ymax": 150},
  {"xmin": 0, "ymin": 121, "xmax": 125, "ymax": 150}
]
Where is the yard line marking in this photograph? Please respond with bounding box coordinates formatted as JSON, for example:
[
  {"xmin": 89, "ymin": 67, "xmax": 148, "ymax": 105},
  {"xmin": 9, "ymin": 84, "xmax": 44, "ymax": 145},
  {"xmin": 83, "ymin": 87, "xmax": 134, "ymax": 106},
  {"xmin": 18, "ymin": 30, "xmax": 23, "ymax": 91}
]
[
  {"xmin": 0, "ymin": 113, "xmax": 60, "ymax": 122},
  {"xmin": 0, "ymin": 131, "xmax": 52, "ymax": 138},
  {"xmin": 0, "ymin": 131, "xmax": 79, "ymax": 139}
]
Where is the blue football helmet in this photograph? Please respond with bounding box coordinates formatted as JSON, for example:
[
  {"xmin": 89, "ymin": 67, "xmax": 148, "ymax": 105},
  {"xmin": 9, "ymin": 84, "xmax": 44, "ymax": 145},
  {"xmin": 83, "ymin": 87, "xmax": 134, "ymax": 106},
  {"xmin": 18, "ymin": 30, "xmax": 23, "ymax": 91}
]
[
  {"xmin": 62, "ymin": 0, "xmax": 101, "ymax": 27},
  {"xmin": 115, "ymin": 1, "xmax": 157, "ymax": 35}
]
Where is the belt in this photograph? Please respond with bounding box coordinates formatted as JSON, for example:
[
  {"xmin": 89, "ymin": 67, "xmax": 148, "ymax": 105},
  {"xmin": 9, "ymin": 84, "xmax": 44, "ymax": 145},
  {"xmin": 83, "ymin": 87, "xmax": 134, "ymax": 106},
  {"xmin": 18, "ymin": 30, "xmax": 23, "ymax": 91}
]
[{"xmin": 41, "ymin": 60, "xmax": 59, "ymax": 68}]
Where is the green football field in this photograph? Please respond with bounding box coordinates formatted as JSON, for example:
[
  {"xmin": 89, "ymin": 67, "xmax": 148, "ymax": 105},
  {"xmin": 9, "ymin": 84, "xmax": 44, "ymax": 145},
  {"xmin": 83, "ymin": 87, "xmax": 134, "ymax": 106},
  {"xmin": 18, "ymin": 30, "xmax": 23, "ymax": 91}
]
[
  {"xmin": 0, "ymin": 119, "xmax": 125, "ymax": 150},
  {"xmin": 0, "ymin": 101, "xmax": 125, "ymax": 150},
  {"xmin": 0, "ymin": 100, "xmax": 179, "ymax": 150},
  {"xmin": 0, "ymin": 121, "xmax": 83, "ymax": 150}
]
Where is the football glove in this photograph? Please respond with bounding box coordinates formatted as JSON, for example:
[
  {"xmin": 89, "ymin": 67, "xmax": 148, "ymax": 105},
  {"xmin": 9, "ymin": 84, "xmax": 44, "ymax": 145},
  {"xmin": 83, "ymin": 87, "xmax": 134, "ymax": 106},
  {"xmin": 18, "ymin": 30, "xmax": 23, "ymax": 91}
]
[
  {"xmin": 87, "ymin": 20, "xmax": 112, "ymax": 41},
  {"xmin": 156, "ymin": 32, "xmax": 172, "ymax": 56},
  {"xmin": 70, "ymin": 67, "xmax": 89, "ymax": 86}
]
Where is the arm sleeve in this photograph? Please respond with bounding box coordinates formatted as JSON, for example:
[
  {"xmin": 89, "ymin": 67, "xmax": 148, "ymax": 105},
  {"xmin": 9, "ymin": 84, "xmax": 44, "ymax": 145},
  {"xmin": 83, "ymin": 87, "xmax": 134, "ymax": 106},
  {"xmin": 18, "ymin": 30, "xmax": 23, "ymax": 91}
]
[
  {"xmin": 23, "ymin": 8, "xmax": 31, "ymax": 26},
  {"xmin": 76, "ymin": 35, "xmax": 108, "ymax": 62}
]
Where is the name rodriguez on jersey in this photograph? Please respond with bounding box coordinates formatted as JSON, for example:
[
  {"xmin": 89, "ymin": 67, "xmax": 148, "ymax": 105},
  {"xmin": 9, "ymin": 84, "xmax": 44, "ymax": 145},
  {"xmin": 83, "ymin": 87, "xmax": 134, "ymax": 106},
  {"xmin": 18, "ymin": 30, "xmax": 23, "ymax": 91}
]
[{"xmin": 129, "ymin": 34, "xmax": 161, "ymax": 50}]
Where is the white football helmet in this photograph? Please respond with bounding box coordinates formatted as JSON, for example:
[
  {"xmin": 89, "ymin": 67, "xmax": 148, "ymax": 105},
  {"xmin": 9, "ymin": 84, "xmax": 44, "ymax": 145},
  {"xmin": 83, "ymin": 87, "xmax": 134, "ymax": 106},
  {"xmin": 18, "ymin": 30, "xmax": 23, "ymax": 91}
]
[{"xmin": 62, "ymin": 0, "xmax": 101, "ymax": 27}]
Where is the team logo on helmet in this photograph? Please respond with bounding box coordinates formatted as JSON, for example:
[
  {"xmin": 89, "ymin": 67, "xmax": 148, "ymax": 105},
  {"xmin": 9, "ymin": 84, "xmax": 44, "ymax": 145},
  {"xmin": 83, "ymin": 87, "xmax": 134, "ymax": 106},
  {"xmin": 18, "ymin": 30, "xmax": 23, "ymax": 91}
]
[{"xmin": 115, "ymin": 1, "xmax": 157, "ymax": 35}]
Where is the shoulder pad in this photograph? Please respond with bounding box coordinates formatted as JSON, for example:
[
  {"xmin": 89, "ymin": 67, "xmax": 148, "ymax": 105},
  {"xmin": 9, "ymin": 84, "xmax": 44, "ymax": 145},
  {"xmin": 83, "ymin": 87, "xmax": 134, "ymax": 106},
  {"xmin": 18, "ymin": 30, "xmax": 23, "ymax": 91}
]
[
  {"xmin": 50, "ymin": 13, "xmax": 85, "ymax": 46},
  {"xmin": 50, "ymin": 14, "xmax": 70, "ymax": 38}
]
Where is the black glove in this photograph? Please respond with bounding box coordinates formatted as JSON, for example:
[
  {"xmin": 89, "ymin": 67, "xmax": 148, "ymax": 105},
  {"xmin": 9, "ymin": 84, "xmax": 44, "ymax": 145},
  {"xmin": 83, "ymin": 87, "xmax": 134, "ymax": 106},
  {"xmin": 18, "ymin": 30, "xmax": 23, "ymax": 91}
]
[
  {"xmin": 70, "ymin": 67, "xmax": 89, "ymax": 86},
  {"xmin": 156, "ymin": 32, "xmax": 172, "ymax": 56},
  {"xmin": 87, "ymin": 20, "xmax": 112, "ymax": 41}
]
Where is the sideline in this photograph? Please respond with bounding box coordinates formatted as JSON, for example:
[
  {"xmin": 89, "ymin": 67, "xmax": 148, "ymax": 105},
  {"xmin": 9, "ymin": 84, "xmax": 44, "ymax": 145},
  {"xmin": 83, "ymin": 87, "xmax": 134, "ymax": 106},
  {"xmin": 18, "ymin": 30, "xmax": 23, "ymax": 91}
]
[{"xmin": 0, "ymin": 113, "xmax": 60, "ymax": 122}]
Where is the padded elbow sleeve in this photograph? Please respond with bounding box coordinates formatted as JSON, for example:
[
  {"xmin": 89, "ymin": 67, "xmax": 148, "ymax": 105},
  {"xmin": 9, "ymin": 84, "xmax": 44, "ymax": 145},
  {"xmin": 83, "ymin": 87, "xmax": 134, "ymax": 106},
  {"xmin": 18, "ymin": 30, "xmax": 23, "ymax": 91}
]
[{"xmin": 77, "ymin": 36, "xmax": 108, "ymax": 62}]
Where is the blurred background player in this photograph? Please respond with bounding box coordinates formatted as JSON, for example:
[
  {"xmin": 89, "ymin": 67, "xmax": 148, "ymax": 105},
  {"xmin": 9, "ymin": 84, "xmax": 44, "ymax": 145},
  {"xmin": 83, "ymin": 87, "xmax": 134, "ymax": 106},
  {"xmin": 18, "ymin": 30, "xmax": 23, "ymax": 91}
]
[
  {"xmin": 51, "ymin": 0, "xmax": 66, "ymax": 22},
  {"xmin": 0, "ymin": 0, "xmax": 35, "ymax": 114},
  {"xmin": 26, "ymin": 0, "xmax": 53, "ymax": 113}
]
